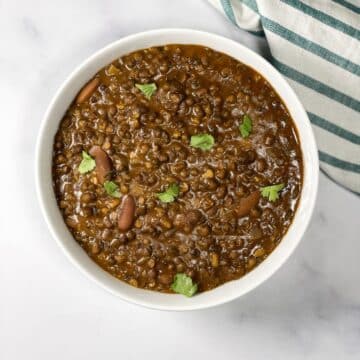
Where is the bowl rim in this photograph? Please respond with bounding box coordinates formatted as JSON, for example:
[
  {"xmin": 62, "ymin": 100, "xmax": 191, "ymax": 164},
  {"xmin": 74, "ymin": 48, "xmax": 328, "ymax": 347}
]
[{"xmin": 35, "ymin": 28, "xmax": 319, "ymax": 311}]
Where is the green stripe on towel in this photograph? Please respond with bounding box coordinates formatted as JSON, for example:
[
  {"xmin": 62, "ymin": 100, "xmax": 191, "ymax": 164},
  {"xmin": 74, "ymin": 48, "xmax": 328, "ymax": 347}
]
[
  {"xmin": 308, "ymin": 112, "xmax": 360, "ymax": 145},
  {"xmin": 281, "ymin": 0, "xmax": 360, "ymax": 40},
  {"xmin": 272, "ymin": 58, "xmax": 360, "ymax": 112},
  {"xmin": 319, "ymin": 151, "xmax": 360, "ymax": 173},
  {"xmin": 220, "ymin": 0, "xmax": 237, "ymax": 25},
  {"xmin": 261, "ymin": 17, "xmax": 360, "ymax": 76},
  {"xmin": 238, "ymin": 0, "xmax": 259, "ymax": 13},
  {"xmin": 331, "ymin": 0, "xmax": 360, "ymax": 14},
  {"xmin": 223, "ymin": 0, "xmax": 265, "ymax": 36}
]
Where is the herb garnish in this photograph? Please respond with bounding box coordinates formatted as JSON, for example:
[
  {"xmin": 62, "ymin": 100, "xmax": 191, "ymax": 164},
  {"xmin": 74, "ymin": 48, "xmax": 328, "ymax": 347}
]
[
  {"xmin": 171, "ymin": 273, "xmax": 198, "ymax": 297},
  {"xmin": 104, "ymin": 181, "xmax": 121, "ymax": 198},
  {"xmin": 157, "ymin": 183, "xmax": 180, "ymax": 203},
  {"xmin": 135, "ymin": 83, "xmax": 157, "ymax": 99},
  {"xmin": 190, "ymin": 134, "xmax": 215, "ymax": 151},
  {"xmin": 78, "ymin": 151, "xmax": 96, "ymax": 174},
  {"xmin": 239, "ymin": 114, "xmax": 252, "ymax": 138},
  {"xmin": 260, "ymin": 183, "xmax": 285, "ymax": 201}
]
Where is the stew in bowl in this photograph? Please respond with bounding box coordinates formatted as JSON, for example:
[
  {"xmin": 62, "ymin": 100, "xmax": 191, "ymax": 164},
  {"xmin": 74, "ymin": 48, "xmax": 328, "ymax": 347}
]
[{"xmin": 37, "ymin": 29, "xmax": 318, "ymax": 310}]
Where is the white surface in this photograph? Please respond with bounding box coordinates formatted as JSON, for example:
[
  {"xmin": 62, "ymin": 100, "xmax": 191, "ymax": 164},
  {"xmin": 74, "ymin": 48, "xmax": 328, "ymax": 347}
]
[
  {"xmin": 0, "ymin": 0, "xmax": 359, "ymax": 358},
  {"xmin": 36, "ymin": 28, "xmax": 318, "ymax": 311}
]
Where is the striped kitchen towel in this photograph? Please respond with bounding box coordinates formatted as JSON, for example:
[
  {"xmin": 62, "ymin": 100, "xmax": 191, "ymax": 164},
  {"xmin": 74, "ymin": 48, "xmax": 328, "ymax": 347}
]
[{"xmin": 209, "ymin": 0, "xmax": 360, "ymax": 194}]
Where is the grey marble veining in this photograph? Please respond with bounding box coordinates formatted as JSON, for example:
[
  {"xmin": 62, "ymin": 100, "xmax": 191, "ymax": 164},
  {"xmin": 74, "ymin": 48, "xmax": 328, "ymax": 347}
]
[{"xmin": 0, "ymin": 1, "xmax": 359, "ymax": 359}]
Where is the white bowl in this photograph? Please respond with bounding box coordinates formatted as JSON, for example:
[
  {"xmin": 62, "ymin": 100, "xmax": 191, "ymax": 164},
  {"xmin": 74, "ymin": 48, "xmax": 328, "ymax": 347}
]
[{"xmin": 35, "ymin": 29, "xmax": 319, "ymax": 311}]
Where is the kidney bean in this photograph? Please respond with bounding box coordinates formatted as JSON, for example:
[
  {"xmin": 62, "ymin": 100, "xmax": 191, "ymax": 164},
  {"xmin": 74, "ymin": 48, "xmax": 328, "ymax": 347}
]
[
  {"xmin": 117, "ymin": 195, "xmax": 136, "ymax": 232},
  {"xmin": 76, "ymin": 78, "xmax": 100, "ymax": 104},
  {"xmin": 89, "ymin": 145, "xmax": 113, "ymax": 184}
]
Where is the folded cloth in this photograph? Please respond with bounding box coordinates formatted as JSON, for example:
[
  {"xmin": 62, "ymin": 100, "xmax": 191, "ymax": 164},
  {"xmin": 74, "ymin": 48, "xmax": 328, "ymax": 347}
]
[{"xmin": 208, "ymin": 0, "xmax": 360, "ymax": 193}]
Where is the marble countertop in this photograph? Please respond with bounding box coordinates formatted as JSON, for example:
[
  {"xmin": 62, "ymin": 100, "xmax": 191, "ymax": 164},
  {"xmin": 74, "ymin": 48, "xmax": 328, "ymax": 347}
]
[{"xmin": 1, "ymin": 0, "xmax": 359, "ymax": 359}]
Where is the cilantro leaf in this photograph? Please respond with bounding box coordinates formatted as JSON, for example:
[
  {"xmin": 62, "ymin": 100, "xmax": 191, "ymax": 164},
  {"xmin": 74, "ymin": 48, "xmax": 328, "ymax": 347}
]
[
  {"xmin": 171, "ymin": 273, "xmax": 198, "ymax": 297},
  {"xmin": 157, "ymin": 183, "xmax": 179, "ymax": 203},
  {"xmin": 104, "ymin": 181, "xmax": 121, "ymax": 198},
  {"xmin": 190, "ymin": 134, "xmax": 215, "ymax": 151},
  {"xmin": 135, "ymin": 83, "xmax": 157, "ymax": 99},
  {"xmin": 78, "ymin": 151, "xmax": 96, "ymax": 174},
  {"xmin": 239, "ymin": 114, "xmax": 252, "ymax": 138},
  {"xmin": 260, "ymin": 183, "xmax": 285, "ymax": 202}
]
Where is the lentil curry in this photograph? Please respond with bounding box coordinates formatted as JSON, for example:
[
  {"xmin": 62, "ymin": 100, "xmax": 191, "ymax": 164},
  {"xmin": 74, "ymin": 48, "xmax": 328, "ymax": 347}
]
[{"xmin": 52, "ymin": 45, "xmax": 303, "ymax": 296}]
